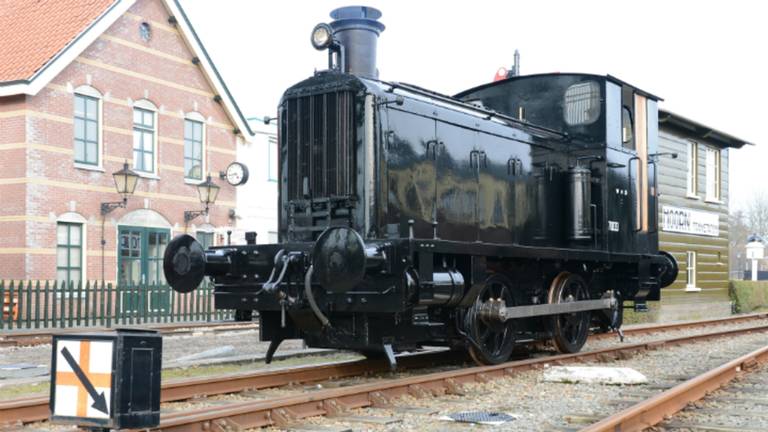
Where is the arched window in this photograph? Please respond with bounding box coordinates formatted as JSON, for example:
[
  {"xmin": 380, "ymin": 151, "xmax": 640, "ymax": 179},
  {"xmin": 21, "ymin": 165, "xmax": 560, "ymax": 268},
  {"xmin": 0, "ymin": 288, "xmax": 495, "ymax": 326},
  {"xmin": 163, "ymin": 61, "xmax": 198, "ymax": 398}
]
[
  {"xmin": 73, "ymin": 85, "xmax": 103, "ymax": 168},
  {"xmin": 133, "ymin": 99, "xmax": 158, "ymax": 174}
]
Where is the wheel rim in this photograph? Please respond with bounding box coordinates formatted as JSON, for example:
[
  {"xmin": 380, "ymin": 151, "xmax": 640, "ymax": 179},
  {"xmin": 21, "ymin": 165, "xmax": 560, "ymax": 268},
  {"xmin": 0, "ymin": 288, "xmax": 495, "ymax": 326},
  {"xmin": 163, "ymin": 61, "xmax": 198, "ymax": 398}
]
[
  {"xmin": 549, "ymin": 272, "xmax": 590, "ymax": 353},
  {"xmin": 465, "ymin": 274, "xmax": 516, "ymax": 365}
]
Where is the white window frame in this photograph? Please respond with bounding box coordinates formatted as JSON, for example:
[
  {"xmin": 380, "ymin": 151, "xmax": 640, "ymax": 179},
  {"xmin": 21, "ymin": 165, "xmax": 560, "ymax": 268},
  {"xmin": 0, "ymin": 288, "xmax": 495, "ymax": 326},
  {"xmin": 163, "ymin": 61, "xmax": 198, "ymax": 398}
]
[
  {"xmin": 705, "ymin": 146, "xmax": 721, "ymax": 202},
  {"xmin": 184, "ymin": 112, "xmax": 206, "ymax": 184},
  {"xmin": 685, "ymin": 251, "xmax": 700, "ymax": 292},
  {"xmin": 73, "ymin": 85, "xmax": 104, "ymax": 172},
  {"xmin": 686, "ymin": 140, "xmax": 698, "ymax": 198},
  {"xmin": 132, "ymin": 99, "xmax": 159, "ymax": 178},
  {"xmin": 56, "ymin": 212, "xmax": 88, "ymax": 297}
]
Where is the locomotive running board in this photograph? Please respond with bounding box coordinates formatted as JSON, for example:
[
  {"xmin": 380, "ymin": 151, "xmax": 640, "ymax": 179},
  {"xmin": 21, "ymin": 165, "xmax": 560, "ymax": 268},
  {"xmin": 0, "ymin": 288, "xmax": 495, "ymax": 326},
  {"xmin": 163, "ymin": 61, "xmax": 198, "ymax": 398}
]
[{"xmin": 501, "ymin": 298, "xmax": 615, "ymax": 321}]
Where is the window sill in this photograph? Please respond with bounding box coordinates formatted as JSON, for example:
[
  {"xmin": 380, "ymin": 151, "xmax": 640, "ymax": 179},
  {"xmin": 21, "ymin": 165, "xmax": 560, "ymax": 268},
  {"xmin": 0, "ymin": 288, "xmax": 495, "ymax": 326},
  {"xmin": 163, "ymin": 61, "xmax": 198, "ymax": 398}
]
[
  {"xmin": 705, "ymin": 198, "xmax": 723, "ymax": 205},
  {"xmin": 74, "ymin": 163, "xmax": 104, "ymax": 172},
  {"xmin": 184, "ymin": 178, "xmax": 204, "ymax": 185},
  {"xmin": 684, "ymin": 286, "xmax": 702, "ymax": 292},
  {"xmin": 136, "ymin": 171, "xmax": 160, "ymax": 180},
  {"xmin": 685, "ymin": 194, "xmax": 700, "ymax": 200}
]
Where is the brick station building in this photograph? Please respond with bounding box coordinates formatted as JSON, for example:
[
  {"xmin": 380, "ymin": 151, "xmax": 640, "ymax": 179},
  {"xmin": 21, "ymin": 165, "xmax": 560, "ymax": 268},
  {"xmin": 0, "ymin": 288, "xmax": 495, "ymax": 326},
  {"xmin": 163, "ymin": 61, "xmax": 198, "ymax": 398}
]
[{"xmin": 0, "ymin": 0, "xmax": 253, "ymax": 286}]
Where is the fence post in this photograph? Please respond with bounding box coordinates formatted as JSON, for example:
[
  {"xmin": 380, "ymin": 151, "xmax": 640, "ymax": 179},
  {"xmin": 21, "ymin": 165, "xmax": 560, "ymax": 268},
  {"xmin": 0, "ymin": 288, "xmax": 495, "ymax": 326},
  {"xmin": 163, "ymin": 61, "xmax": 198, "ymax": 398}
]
[
  {"xmin": 99, "ymin": 281, "xmax": 105, "ymax": 326},
  {"xmin": 52, "ymin": 281, "xmax": 58, "ymax": 328},
  {"xmin": 14, "ymin": 280, "xmax": 23, "ymax": 329},
  {"xmin": 106, "ymin": 283, "xmax": 113, "ymax": 328},
  {"xmin": 75, "ymin": 280, "xmax": 82, "ymax": 327},
  {"xmin": 43, "ymin": 281, "xmax": 50, "ymax": 329},
  {"xmin": 115, "ymin": 284, "xmax": 122, "ymax": 326},
  {"xmin": 59, "ymin": 281, "xmax": 65, "ymax": 328},
  {"xmin": 169, "ymin": 288, "xmax": 175, "ymax": 323},
  {"xmin": 33, "ymin": 280, "xmax": 40, "ymax": 329},
  {"xmin": 0, "ymin": 280, "xmax": 4, "ymax": 331}
]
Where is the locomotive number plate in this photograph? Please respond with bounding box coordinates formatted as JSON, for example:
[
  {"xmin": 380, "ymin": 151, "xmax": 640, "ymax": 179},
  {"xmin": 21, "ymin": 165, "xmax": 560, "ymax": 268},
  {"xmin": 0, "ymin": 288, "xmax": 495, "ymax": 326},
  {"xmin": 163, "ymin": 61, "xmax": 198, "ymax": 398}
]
[{"xmin": 608, "ymin": 221, "xmax": 620, "ymax": 232}]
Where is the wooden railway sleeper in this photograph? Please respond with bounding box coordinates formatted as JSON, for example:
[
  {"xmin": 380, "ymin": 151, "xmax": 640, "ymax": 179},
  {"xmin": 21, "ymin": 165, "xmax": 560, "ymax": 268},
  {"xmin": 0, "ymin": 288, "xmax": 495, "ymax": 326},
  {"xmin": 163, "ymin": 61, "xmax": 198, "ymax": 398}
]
[
  {"xmin": 324, "ymin": 398, "xmax": 351, "ymax": 417},
  {"xmin": 370, "ymin": 391, "xmax": 392, "ymax": 408},
  {"xmin": 270, "ymin": 407, "xmax": 299, "ymax": 428},
  {"xmin": 444, "ymin": 378, "xmax": 466, "ymax": 396},
  {"xmin": 211, "ymin": 418, "xmax": 244, "ymax": 432}
]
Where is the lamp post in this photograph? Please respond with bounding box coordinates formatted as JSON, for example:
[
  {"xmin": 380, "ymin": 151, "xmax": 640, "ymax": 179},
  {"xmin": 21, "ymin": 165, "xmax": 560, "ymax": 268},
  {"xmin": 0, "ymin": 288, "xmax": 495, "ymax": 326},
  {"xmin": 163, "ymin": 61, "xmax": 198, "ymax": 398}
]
[
  {"xmin": 184, "ymin": 175, "xmax": 220, "ymax": 224},
  {"xmin": 100, "ymin": 162, "xmax": 140, "ymax": 284}
]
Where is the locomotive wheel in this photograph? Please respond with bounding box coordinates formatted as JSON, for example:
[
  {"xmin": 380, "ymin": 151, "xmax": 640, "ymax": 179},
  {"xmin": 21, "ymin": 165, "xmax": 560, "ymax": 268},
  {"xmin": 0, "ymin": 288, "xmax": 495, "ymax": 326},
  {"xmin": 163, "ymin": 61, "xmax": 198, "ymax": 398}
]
[
  {"xmin": 465, "ymin": 274, "xmax": 516, "ymax": 365},
  {"xmin": 548, "ymin": 272, "xmax": 591, "ymax": 353}
]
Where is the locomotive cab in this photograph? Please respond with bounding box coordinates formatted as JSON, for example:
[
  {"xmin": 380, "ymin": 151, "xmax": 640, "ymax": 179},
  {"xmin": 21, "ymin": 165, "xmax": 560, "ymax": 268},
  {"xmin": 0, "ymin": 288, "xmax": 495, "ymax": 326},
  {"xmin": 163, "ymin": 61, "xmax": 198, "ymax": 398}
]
[
  {"xmin": 457, "ymin": 74, "xmax": 665, "ymax": 258},
  {"xmin": 163, "ymin": 6, "xmax": 679, "ymax": 368}
]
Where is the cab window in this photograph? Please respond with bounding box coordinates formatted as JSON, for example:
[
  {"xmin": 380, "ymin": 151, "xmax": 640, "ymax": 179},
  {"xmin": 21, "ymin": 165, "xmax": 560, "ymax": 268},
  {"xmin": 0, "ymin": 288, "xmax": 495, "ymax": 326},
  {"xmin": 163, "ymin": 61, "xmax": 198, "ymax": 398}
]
[
  {"xmin": 622, "ymin": 106, "xmax": 634, "ymax": 150},
  {"xmin": 563, "ymin": 81, "xmax": 601, "ymax": 126}
]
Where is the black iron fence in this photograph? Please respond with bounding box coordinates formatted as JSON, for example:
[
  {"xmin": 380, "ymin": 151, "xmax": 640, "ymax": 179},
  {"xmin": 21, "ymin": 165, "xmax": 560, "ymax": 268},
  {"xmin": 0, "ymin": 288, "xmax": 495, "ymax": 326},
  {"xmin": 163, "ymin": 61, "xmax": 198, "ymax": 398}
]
[{"xmin": 0, "ymin": 280, "xmax": 233, "ymax": 330}]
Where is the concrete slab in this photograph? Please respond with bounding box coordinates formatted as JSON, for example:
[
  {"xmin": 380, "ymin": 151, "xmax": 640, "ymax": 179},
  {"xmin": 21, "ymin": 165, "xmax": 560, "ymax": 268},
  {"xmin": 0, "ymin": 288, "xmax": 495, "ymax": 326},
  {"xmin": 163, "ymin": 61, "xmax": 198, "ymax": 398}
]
[{"xmin": 543, "ymin": 366, "xmax": 648, "ymax": 385}]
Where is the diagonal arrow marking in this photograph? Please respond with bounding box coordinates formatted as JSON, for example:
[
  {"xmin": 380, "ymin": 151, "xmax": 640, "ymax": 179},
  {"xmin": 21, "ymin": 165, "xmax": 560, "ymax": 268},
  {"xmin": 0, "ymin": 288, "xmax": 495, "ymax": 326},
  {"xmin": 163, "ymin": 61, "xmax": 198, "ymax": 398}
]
[{"xmin": 60, "ymin": 346, "xmax": 109, "ymax": 415}]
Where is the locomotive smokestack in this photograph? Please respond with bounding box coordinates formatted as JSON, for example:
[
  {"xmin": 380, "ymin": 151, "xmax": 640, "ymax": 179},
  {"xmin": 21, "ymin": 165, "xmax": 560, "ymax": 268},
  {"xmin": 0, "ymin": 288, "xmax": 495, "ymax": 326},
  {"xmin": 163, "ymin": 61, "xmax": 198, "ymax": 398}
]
[{"xmin": 329, "ymin": 6, "xmax": 385, "ymax": 78}]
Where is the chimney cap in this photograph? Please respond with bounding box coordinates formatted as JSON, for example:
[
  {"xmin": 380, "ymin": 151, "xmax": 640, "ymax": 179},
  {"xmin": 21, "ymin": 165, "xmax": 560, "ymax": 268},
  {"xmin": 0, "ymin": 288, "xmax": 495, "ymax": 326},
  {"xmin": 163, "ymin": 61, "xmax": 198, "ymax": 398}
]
[
  {"xmin": 330, "ymin": 6, "xmax": 385, "ymax": 33},
  {"xmin": 331, "ymin": 6, "xmax": 382, "ymax": 20}
]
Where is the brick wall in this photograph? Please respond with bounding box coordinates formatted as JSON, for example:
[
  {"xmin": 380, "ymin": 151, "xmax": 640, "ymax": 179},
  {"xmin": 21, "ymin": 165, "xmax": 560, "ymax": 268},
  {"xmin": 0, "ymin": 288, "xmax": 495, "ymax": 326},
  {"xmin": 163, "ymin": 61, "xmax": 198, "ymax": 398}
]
[{"xmin": 0, "ymin": 0, "xmax": 244, "ymax": 282}]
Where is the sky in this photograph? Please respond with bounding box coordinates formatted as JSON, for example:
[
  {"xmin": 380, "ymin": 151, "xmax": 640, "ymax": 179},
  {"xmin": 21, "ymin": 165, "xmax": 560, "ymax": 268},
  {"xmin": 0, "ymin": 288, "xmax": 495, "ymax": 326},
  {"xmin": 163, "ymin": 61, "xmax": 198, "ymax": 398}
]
[{"xmin": 179, "ymin": 0, "xmax": 767, "ymax": 212}]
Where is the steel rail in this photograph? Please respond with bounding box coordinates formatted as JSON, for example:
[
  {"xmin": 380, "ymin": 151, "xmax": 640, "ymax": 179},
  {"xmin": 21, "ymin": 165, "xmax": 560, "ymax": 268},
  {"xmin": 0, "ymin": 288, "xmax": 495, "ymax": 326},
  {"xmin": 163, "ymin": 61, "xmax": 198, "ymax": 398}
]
[
  {"xmin": 0, "ymin": 349, "xmax": 456, "ymax": 426},
  {"xmin": 147, "ymin": 324, "xmax": 768, "ymax": 431},
  {"xmin": 591, "ymin": 311, "xmax": 768, "ymax": 340},
  {"xmin": 2, "ymin": 314, "xmax": 767, "ymax": 427},
  {"xmin": 0, "ymin": 321, "xmax": 259, "ymax": 348},
  {"xmin": 582, "ymin": 343, "xmax": 768, "ymax": 432}
]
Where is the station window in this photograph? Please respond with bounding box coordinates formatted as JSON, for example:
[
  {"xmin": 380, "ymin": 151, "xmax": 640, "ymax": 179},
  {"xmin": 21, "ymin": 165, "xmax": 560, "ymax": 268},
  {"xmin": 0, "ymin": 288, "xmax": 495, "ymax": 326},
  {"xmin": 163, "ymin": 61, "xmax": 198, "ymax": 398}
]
[
  {"xmin": 685, "ymin": 251, "xmax": 698, "ymax": 291},
  {"xmin": 184, "ymin": 119, "xmax": 204, "ymax": 180},
  {"xmin": 74, "ymin": 94, "xmax": 100, "ymax": 166},
  {"xmin": 705, "ymin": 146, "xmax": 721, "ymax": 201},
  {"xmin": 563, "ymin": 81, "xmax": 601, "ymax": 126},
  {"xmin": 56, "ymin": 222, "xmax": 83, "ymax": 286},
  {"xmin": 686, "ymin": 141, "xmax": 698, "ymax": 197},
  {"xmin": 133, "ymin": 107, "xmax": 156, "ymax": 173},
  {"xmin": 196, "ymin": 231, "xmax": 214, "ymax": 249}
]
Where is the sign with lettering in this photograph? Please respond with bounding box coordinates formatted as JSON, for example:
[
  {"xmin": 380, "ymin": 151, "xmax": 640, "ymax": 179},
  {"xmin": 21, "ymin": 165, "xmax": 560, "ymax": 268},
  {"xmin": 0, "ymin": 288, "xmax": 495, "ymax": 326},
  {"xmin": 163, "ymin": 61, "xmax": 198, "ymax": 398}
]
[{"xmin": 661, "ymin": 205, "xmax": 719, "ymax": 237}]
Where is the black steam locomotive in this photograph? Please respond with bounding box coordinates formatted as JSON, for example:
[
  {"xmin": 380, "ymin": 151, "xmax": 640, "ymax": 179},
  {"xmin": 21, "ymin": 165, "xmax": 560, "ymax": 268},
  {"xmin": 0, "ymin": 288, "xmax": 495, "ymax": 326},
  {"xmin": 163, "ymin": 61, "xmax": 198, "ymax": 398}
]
[{"xmin": 164, "ymin": 6, "xmax": 678, "ymax": 367}]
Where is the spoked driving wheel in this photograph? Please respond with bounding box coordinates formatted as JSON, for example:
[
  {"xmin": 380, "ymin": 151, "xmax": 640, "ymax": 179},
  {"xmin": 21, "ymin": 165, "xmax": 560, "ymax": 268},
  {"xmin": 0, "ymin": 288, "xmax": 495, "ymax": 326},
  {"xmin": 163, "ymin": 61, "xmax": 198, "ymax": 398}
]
[
  {"xmin": 465, "ymin": 273, "xmax": 516, "ymax": 365},
  {"xmin": 548, "ymin": 272, "xmax": 591, "ymax": 353}
]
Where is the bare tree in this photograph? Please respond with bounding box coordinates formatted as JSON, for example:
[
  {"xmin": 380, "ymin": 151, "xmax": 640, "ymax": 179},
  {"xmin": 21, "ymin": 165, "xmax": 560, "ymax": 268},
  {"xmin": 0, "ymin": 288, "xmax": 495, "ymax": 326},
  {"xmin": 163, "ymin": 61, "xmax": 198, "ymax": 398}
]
[
  {"xmin": 747, "ymin": 191, "xmax": 768, "ymax": 238},
  {"xmin": 729, "ymin": 209, "xmax": 749, "ymax": 275}
]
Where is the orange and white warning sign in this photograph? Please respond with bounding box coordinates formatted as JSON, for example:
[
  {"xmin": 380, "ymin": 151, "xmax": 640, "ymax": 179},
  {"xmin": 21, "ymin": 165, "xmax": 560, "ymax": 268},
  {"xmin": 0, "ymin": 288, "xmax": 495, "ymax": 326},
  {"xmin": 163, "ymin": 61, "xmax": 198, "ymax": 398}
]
[{"xmin": 53, "ymin": 339, "xmax": 113, "ymax": 419}]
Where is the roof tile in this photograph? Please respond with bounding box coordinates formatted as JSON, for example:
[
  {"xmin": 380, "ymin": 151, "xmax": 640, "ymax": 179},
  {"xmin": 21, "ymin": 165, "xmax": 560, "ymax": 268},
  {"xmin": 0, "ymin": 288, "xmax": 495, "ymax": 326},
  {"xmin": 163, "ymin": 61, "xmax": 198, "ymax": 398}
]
[{"xmin": 0, "ymin": 0, "xmax": 117, "ymax": 82}]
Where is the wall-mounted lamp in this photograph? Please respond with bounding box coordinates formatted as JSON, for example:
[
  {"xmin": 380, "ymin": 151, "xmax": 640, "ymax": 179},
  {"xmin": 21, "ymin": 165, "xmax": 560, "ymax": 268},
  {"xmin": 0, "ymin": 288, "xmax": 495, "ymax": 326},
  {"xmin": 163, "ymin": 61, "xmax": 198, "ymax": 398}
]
[
  {"xmin": 184, "ymin": 175, "xmax": 220, "ymax": 223},
  {"xmin": 100, "ymin": 162, "xmax": 140, "ymax": 215}
]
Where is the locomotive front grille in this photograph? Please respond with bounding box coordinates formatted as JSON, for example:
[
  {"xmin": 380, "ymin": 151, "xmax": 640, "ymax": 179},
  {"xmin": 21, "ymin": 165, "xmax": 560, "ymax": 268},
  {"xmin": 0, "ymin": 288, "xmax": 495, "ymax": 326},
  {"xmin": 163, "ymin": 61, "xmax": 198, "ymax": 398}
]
[{"xmin": 284, "ymin": 91, "xmax": 356, "ymax": 201}]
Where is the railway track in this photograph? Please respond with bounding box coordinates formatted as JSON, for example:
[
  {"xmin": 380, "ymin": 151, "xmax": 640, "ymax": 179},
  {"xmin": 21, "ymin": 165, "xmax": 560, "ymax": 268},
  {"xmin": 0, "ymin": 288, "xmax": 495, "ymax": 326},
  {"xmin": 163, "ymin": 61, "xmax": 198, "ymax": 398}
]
[
  {"xmin": 145, "ymin": 324, "xmax": 768, "ymax": 431},
  {"xmin": 0, "ymin": 349, "xmax": 460, "ymax": 426},
  {"xmin": 3, "ymin": 314, "xmax": 768, "ymax": 430},
  {"xmin": 0, "ymin": 320, "xmax": 259, "ymax": 348},
  {"xmin": 585, "ymin": 338, "xmax": 768, "ymax": 431}
]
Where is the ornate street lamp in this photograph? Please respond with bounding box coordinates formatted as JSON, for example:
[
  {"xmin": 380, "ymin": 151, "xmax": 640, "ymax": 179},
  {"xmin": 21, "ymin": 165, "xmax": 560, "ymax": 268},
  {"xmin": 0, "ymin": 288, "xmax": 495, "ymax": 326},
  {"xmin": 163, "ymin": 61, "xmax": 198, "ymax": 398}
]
[
  {"xmin": 184, "ymin": 175, "xmax": 220, "ymax": 222},
  {"xmin": 100, "ymin": 162, "xmax": 140, "ymax": 215}
]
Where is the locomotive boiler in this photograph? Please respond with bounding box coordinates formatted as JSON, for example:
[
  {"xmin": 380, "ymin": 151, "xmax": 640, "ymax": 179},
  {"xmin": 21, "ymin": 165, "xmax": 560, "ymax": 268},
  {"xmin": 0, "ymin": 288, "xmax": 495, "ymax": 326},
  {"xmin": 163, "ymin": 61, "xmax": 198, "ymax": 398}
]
[{"xmin": 164, "ymin": 6, "xmax": 678, "ymax": 367}]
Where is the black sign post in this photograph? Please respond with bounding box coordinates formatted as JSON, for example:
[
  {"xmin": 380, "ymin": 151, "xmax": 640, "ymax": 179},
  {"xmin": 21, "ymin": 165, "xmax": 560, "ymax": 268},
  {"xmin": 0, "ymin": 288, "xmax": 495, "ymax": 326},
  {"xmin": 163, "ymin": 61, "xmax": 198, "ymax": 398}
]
[{"xmin": 50, "ymin": 329, "xmax": 162, "ymax": 430}]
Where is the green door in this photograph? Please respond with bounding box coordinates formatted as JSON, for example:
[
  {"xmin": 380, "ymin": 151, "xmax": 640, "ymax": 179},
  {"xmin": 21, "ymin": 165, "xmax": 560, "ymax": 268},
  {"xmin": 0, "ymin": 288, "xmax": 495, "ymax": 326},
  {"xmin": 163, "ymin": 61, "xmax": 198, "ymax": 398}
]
[{"xmin": 118, "ymin": 226, "xmax": 170, "ymax": 315}]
